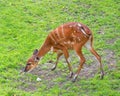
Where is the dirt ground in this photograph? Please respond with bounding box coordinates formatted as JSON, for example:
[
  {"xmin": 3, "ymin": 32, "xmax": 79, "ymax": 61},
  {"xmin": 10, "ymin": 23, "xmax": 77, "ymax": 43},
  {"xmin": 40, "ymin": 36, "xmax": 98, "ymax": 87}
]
[{"xmin": 18, "ymin": 49, "xmax": 116, "ymax": 92}]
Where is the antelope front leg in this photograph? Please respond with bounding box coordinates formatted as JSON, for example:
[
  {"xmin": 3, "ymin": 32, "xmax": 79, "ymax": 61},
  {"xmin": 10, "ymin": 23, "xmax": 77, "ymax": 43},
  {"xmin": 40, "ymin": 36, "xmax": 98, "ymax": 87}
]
[
  {"xmin": 51, "ymin": 52, "xmax": 63, "ymax": 71},
  {"xmin": 54, "ymin": 45, "xmax": 73, "ymax": 78},
  {"xmin": 72, "ymin": 48, "xmax": 85, "ymax": 82},
  {"xmin": 65, "ymin": 58, "xmax": 74, "ymax": 78},
  {"xmin": 63, "ymin": 48, "xmax": 73, "ymax": 78}
]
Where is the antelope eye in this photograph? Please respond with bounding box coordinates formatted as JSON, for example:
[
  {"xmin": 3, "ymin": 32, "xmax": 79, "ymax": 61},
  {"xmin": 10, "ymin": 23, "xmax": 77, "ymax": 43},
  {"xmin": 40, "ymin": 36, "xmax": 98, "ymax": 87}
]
[
  {"xmin": 35, "ymin": 57, "xmax": 39, "ymax": 61},
  {"xmin": 27, "ymin": 63, "xmax": 31, "ymax": 65},
  {"xmin": 36, "ymin": 57, "xmax": 39, "ymax": 60}
]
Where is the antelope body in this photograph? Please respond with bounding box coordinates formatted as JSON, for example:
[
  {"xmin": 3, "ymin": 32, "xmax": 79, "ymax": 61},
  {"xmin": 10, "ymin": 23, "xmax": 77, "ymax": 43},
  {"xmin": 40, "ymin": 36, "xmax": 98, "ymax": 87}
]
[{"xmin": 24, "ymin": 22, "xmax": 104, "ymax": 82}]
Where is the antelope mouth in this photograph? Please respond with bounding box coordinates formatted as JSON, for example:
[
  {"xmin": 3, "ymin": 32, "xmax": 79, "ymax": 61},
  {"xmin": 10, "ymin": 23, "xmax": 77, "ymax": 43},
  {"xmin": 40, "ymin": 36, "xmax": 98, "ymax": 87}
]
[{"xmin": 20, "ymin": 68, "xmax": 33, "ymax": 75}]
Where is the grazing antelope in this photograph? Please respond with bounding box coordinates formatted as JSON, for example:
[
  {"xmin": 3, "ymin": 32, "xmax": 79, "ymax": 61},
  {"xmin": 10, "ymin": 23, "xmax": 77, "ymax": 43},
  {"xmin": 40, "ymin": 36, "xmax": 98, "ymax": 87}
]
[{"xmin": 23, "ymin": 22, "xmax": 104, "ymax": 82}]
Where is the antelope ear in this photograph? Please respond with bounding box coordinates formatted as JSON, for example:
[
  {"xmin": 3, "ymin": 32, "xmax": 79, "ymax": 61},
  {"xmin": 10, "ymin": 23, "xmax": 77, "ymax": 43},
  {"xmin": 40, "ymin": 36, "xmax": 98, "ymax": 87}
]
[{"xmin": 33, "ymin": 49, "xmax": 38, "ymax": 55}]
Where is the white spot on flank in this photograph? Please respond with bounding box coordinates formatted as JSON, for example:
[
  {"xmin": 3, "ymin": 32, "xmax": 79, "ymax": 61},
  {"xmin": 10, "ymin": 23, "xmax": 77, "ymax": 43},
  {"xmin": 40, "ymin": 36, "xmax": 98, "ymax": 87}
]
[
  {"xmin": 77, "ymin": 37, "xmax": 81, "ymax": 41},
  {"xmin": 64, "ymin": 42, "xmax": 67, "ymax": 44},
  {"xmin": 71, "ymin": 42, "xmax": 74, "ymax": 45},
  {"xmin": 69, "ymin": 25, "xmax": 72, "ymax": 28},
  {"xmin": 67, "ymin": 41, "xmax": 71, "ymax": 44},
  {"xmin": 72, "ymin": 33, "xmax": 76, "ymax": 38}
]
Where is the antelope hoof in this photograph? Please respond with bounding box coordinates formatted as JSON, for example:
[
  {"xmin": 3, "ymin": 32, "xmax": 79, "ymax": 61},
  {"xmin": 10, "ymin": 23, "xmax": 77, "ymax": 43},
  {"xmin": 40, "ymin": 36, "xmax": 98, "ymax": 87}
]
[
  {"xmin": 51, "ymin": 65, "xmax": 56, "ymax": 71},
  {"xmin": 69, "ymin": 72, "xmax": 73, "ymax": 78},
  {"xmin": 72, "ymin": 74, "xmax": 78, "ymax": 82},
  {"xmin": 100, "ymin": 71, "xmax": 104, "ymax": 79},
  {"xmin": 72, "ymin": 78, "xmax": 77, "ymax": 82}
]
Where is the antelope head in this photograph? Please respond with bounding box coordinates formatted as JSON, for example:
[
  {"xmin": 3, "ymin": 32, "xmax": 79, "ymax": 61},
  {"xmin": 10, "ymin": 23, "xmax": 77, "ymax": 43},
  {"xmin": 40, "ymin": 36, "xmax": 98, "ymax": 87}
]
[{"xmin": 24, "ymin": 49, "xmax": 40, "ymax": 72}]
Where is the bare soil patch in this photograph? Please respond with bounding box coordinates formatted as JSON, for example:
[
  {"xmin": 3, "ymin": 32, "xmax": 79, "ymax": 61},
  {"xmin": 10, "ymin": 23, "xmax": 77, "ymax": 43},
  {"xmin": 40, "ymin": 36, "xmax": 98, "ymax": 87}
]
[{"xmin": 18, "ymin": 49, "xmax": 116, "ymax": 92}]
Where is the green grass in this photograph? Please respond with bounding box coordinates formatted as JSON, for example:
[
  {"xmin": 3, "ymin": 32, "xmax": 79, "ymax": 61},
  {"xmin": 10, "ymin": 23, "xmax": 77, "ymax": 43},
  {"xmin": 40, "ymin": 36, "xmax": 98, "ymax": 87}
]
[{"xmin": 0, "ymin": 0, "xmax": 120, "ymax": 96}]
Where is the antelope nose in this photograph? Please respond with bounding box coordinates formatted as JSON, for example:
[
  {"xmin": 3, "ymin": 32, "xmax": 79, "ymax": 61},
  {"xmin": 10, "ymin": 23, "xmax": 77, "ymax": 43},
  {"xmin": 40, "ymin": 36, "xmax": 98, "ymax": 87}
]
[
  {"xmin": 24, "ymin": 65, "xmax": 28, "ymax": 72},
  {"xmin": 24, "ymin": 69, "xmax": 27, "ymax": 72}
]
